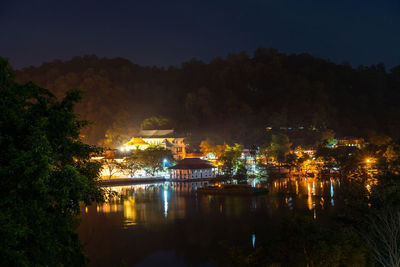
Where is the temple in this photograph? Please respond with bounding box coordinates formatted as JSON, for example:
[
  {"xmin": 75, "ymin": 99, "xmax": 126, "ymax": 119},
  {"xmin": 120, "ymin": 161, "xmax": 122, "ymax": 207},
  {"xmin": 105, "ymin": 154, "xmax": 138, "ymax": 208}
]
[{"xmin": 123, "ymin": 129, "xmax": 186, "ymax": 159}]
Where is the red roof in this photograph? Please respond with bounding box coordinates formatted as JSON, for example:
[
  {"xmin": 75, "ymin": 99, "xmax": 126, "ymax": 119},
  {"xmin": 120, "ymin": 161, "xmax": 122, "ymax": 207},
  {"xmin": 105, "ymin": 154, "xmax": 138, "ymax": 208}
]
[{"xmin": 169, "ymin": 158, "xmax": 215, "ymax": 170}]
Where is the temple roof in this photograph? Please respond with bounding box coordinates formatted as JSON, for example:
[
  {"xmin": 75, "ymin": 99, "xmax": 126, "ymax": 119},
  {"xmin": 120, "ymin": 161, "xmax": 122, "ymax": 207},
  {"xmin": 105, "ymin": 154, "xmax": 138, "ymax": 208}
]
[
  {"xmin": 125, "ymin": 137, "xmax": 148, "ymax": 146},
  {"xmin": 138, "ymin": 129, "xmax": 175, "ymax": 138},
  {"xmin": 169, "ymin": 158, "xmax": 215, "ymax": 170}
]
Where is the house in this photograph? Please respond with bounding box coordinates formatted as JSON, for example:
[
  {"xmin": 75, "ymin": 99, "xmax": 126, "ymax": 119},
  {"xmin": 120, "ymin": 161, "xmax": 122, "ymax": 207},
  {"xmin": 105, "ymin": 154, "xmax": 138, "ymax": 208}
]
[
  {"xmin": 169, "ymin": 158, "xmax": 217, "ymax": 179},
  {"xmin": 122, "ymin": 129, "xmax": 186, "ymax": 159},
  {"xmin": 336, "ymin": 137, "xmax": 364, "ymax": 148}
]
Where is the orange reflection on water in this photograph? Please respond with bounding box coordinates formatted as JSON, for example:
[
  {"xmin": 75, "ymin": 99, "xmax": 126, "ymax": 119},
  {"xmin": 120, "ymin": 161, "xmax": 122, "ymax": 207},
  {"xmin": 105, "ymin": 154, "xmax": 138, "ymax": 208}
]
[
  {"xmin": 124, "ymin": 196, "xmax": 137, "ymax": 226},
  {"xmin": 307, "ymin": 183, "xmax": 313, "ymax": 211}
]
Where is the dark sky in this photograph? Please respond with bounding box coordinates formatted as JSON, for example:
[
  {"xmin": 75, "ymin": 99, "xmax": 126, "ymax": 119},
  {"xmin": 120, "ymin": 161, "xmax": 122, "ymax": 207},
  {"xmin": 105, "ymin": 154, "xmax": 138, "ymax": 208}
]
[{"xmin": 1, "ymin": 0, "xmax": 400, "ymax": 69}]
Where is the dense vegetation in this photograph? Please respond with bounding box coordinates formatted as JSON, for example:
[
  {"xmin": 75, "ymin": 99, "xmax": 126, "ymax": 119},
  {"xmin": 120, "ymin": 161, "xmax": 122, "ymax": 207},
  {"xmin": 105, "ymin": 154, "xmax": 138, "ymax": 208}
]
[
  {"xmin": 217, "ymin": 139, "xmax": 400, "ymax": 266},
  {"xmin": 15, "ymin": 49, "xmax": 400, "ymax": 147},
  {"xmin": 0, "ymin": 58, "xmax": 104, "ymax": 265}
]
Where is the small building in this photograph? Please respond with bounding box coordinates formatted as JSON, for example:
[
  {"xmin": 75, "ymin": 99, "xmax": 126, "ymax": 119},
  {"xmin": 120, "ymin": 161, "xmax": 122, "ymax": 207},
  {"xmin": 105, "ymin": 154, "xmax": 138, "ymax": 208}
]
[{"xmin": 169, "ymin": 158, "xmax": 216, "ymax": 179}]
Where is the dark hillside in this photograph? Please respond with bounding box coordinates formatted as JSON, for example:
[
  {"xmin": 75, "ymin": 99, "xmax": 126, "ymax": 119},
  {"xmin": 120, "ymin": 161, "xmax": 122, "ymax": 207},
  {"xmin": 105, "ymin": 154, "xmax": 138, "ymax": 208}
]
[{"xmin": 16, "ymin": 49, "xmax": 400, "ymax": 146}]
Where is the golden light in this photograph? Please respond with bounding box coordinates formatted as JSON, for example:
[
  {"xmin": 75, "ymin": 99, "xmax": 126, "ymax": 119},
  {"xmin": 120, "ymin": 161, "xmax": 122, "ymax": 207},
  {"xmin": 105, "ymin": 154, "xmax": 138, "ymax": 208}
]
[
  {"xmin": 365, "ymin": 157, "xmax": 375, "ymax": 164},
  {"xmin": 366, "ymin": 184, "xmax": 371, "ymax": 193}
]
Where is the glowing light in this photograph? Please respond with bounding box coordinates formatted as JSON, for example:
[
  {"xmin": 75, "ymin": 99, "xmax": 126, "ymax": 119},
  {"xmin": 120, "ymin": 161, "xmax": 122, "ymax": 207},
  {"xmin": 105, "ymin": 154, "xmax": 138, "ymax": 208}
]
[
  {"xmin": 366, "ymin": 184, "xmax": 371, "ymax": 193},
  {"xmin": 330, "ymin": 179, "xmax": 335, "ymax": 206},
  {"xmin": 252, "ymin": 234, "xmax": 256, "ymax": 248},
  {"xmin": 365, "ymin": 157, "xmax": 375, "ymax": 164},
  {"xmin": 163, "ymin": 190, "xmax": 168, "ymax": 218},
  {"xmin": 312, "ymin": 182, "xmax": 315, "ymax": 195},
  {"xmin": 307, "ymin": 183, "xmax": 312, "ymax": 210}
]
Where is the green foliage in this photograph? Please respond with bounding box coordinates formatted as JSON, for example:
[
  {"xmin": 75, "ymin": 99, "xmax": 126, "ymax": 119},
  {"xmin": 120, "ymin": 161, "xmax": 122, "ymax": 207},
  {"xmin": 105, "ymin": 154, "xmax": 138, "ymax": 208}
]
[
  {"xmin": 319, "ymin": 129, "xmax": 336, "ymax": 146},
  {"xmin": 254, "ymin": 160, "xmax": 268, "ymax": 179},
  {"xmin": 220, "ymin": 143, "xmax": 244, "ymax": 177},
  {"xmin": 284, "ymin": 153, "xmax": 299, "ymax": 171},
  {"xmin": 140, "ymin": 116, "xmax": 172, "ymax": 130},
  {"xmin": 268, "ymin": 134, "xmax": 292, "ymax": 164},
  {"xmin": 134, "ymin": 145, "xmax": 174, "ymax": 176},
  {"xmin": 316, "ymin": 145, "xmax": 365, "ymax": 177},
  {"xmin": 235, "ymin": 159, "xmax": 248, "ymax": 178},
  {"xmin": 122, "ymin": 154, "xmax": 142, "ymax": 177},
  {"xmin": 0, "ymin": 58, "xmax": 104, "ymax": 265}
]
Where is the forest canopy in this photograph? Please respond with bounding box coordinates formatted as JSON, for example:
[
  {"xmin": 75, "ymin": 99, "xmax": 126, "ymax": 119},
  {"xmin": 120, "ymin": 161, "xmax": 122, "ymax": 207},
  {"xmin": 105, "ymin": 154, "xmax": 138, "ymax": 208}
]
[{"xmin": 15, "ymin": 49, "xmax": 400, "ymax": 146}]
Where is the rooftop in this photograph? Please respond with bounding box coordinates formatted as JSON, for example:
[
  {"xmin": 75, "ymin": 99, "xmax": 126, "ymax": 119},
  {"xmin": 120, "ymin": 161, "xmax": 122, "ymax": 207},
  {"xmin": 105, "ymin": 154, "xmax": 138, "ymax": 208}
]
[
  {"xmin": 137, "ymin": 129, "xmax": 176, "ymax": 138},
  {"xmin": 125, "ymin": 137, "xmax": 148, "ymax": 146},
  {"xmin": 169, "ymin": 158, "xmax": 215, "ymax": 170}
]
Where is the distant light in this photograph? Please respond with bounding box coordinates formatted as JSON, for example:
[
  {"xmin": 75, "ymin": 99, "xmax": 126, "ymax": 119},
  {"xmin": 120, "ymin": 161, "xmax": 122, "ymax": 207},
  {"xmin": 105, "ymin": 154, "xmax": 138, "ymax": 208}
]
[
  {"xmin": 365, "ymin": 157, "xmax": 375, "ymax": 164},
  {"xmin": 163, "ymin": 158, "xmax": 168, "ymax": 163},
  {"xmin": 120, "ymin": 147, "xmax": 126, "ymax": 152}
]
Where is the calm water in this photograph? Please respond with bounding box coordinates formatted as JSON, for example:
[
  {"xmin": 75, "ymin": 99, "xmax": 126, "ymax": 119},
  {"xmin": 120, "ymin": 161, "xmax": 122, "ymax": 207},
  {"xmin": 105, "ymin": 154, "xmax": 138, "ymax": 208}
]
[{"xmin": 78, "ymin": 178, "xmax": 342, "ymax": 266}]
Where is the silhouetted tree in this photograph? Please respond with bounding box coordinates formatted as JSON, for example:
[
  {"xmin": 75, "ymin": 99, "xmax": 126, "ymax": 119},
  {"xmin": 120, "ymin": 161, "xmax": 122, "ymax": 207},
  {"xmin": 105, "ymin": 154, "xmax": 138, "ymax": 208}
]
[{"xmin": 0, "ymin": 57, "xmax": 104, "ymax": 266}]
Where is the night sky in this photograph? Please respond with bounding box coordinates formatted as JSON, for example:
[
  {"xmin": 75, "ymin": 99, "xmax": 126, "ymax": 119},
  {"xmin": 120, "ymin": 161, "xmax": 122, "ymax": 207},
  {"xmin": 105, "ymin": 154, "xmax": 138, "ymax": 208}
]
[{"xmin": 1, "ymin": 0, "xmax": 400, "ymax": 69}]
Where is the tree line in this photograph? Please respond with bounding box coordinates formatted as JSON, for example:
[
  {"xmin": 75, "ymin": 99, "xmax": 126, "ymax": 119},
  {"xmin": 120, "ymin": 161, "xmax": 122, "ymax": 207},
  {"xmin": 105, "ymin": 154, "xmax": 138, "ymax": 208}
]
[{"xmin": 14, "ymin": 49, "xmax": 400, "ymax": 147}]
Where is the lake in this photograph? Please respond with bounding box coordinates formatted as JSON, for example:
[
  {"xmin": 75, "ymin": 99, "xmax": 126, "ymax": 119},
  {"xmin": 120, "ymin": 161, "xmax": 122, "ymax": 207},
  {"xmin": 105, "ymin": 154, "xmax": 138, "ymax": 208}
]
[{"xmin": 77, "ymin": 178, "xmax": 342, "ymax": 266}]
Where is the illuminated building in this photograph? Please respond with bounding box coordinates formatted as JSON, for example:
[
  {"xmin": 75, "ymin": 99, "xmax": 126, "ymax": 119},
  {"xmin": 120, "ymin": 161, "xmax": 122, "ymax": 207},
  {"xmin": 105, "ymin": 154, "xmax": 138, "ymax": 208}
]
[
  {"xmin": 169, "ymin": 158, "xmax": 217, "ymax": 179},
  {"xmin": 123, "ymin": 129, "xmax": 186, "ymax": 159},
  {"xmin": 336, "ymin": 137, "xmax": 364, "ymax": 148}
]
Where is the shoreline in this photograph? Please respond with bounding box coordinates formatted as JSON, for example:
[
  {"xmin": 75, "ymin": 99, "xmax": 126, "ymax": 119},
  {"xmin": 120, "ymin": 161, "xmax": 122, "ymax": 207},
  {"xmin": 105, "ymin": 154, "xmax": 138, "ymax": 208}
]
[{"xmin": 99, "ymin": 176, "xmax": 232, "ymax": 186}]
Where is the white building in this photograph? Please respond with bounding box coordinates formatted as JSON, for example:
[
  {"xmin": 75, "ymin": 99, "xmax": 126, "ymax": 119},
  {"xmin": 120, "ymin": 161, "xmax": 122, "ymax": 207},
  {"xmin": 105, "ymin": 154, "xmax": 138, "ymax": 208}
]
[
  {"xmin": 122, "ymin": 129, "xmax": 186, "ymax": 160},
  {"xmin": 169, "ymin": 158, "xmax": 216, "ymax": 179}
]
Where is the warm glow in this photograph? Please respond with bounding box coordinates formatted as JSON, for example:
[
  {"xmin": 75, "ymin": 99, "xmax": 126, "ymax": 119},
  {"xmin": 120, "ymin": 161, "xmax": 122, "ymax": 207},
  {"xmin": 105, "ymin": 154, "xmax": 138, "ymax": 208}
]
[
  {"xmin": 365, "ymin": 157, "xmax": 375, "ymax": 164},
  {"xmin": 307, "ymin": 183, "xmax": 313, "ymax": 211}
]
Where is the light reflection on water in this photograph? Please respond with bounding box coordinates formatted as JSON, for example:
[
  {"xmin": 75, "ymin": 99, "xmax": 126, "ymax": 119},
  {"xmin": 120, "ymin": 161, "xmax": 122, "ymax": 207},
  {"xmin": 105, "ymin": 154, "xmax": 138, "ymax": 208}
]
[
  {"xmin": 93, "ymin": 178, "xmax": 340, "ymax": 227},
  {"xmin": 79, "ymin": 178, "xmax": 341, "ymax": 266},
  {"xmin": 268, "ymin": 177, "xmax": 340, "ymax": 220}
]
